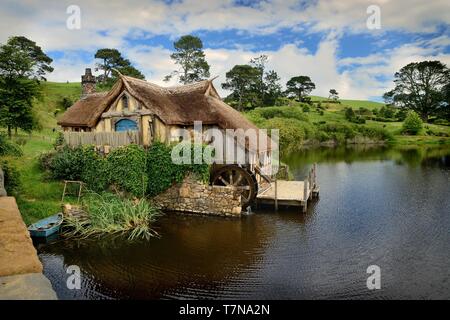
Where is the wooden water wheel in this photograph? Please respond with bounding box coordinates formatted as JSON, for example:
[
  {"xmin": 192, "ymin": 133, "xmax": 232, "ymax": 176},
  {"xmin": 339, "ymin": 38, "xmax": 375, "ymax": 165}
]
[{"xmin": 211, "ymin": 165, "xmax": 258, "ymax": 207}]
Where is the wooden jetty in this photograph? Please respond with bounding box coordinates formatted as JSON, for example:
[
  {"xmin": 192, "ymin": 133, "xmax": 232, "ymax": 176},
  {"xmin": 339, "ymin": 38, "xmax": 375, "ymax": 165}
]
[{"xmin": 256, "ymin": 164, "xmax": 319, "ymax": 213}]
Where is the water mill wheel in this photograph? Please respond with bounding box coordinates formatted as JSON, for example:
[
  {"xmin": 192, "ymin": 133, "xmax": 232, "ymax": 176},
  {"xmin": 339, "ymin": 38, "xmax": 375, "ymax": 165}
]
[{"xmin": 211, "ymin": 165, "xmax": 258, "ymax": 207}]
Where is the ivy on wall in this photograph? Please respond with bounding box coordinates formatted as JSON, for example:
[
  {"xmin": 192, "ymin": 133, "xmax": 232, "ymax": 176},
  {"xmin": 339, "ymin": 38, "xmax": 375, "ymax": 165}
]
[
  {"xmin": 147, "ymin": 142, "xmax": 210, "ymax": 196},
  {"xmin": 42, "ymin": 142, "xmax": 210, "ymax": 198}
]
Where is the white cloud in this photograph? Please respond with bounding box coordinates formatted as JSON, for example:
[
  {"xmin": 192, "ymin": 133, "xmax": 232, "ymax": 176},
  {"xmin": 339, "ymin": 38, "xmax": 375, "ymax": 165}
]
[
  {"xmin": 1, "ymin": 0, "xmax": 449, "ymax": 50},
  {"xmin": 1, "ymin": 0, "xmax": 449, "ymax": 100},
  {"xmin": 45, "ymin": 34, "xmax": 450, "ymax": 101}
]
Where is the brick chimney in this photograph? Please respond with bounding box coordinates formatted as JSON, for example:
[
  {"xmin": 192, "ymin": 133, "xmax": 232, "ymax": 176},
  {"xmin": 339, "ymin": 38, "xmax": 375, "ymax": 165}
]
[{"xmin": 81, "ymin": 68, "xmax": 96, "ymax": 98}]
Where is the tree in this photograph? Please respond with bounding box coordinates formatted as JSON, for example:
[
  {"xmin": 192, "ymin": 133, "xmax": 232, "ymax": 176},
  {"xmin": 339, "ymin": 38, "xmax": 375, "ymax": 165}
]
[
  {"xmin": 440, "ymin": 82, "xmax": 450, "ymax": 121},
  {"xmin": 0, "ymin": 36, "xmax": 53, "ymax": 80},
  {"xmin": 249, "ymin": 55, "xmax": 282, "ymax": 107},
  {"xmin": 95, "ymin": 48, "xmax": 144, "ymax": 88},
  {"xmin": 0, "ymin": 77, "xmax": 41, "ymax": 137},
  {"xmin": 285, "ymin": 76, "xmax": 316, "ymax": 103},
  {"xmin": 402, "ymin": 110, "xmax": 423, "ymax": 135},
  {"xmin": 249, "ymin": 55, "xmax": 268, "ymax": 106},
  {"xmin": 221, "ymin": 65, "xmax": 260, "ymax": 111},
  {"xmin": 0, "ymin": 36, "xmax": 52, "ymax": 137},
  {"xmin": 165, "ymin": 35, "xmax": 210, "ymax": 84},
  {"xmin": 264, "ymin": 70, "xmax": 282, "ymax": 106},
  {"xmin": 383, "ymin": 60, "xmax": 450, "ymax": 122},
  {"xmin": 329, "ymin": 89, "xmax": 339, "ymax": 101},
  {"xmin": 54, "ymin": 96, "xmax": 73, "ymax": 115}
]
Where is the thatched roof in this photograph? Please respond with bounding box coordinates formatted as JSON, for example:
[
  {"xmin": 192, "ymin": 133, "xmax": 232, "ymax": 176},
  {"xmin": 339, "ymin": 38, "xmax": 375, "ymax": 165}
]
[{"xmin": 58, "ymin": 75, "xmax": 274, "ymax": 151}]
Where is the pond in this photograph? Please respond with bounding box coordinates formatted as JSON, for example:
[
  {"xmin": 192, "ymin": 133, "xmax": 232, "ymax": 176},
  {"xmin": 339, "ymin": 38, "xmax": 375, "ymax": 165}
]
[{"xmin": 36, "ymin": 145, "xmax": 450, "ymax": 299}]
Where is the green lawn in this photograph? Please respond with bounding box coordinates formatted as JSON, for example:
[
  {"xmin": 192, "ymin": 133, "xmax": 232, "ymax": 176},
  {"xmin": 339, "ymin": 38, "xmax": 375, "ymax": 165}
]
[
  {"xmin": 1, "ymin": 82, "xmax": 89, "ymax": 224},
  {"xmin": 6, "ymin": 130, "xmax": 64, "ymax": 224}
]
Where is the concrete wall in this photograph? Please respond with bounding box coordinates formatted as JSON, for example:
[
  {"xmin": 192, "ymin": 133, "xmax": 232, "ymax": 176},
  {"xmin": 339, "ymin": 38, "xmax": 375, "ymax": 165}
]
[{"xmin": 0, "ymin": 197, "xmax": 57, "ymax": 299}]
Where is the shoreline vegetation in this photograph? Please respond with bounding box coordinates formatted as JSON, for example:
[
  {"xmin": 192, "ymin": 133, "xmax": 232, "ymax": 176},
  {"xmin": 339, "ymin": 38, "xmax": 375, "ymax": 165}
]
[
  {"xmin": 64, "ymin": 192, "xmax": 161, "ymax": 241},
  {"xmin": 1, "ymin": 82, "xmax": 449, "ymax": 234},
  {"xmin": 245, "ymin": 101, "xmax": 450, "ymax": 155}
]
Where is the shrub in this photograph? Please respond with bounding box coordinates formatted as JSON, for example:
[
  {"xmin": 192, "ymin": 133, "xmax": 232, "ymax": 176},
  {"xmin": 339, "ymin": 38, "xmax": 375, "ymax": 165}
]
[
  {"xmin": 402, "ymin": 111, "xmax": 423, "ymax": 135},
  {"xmin": 147, "ymin": 142, "xmax": 210, "ymax": 196},
  {"xmin": 14, "ymin": 137, "xmax": 28, "ymax": 147},
  {"xmin": 107, "ymin": 145, "xmax": 148, "ymax": 197},
  {"xmin": 0, "ymin": 133, "xmax": 23, "ymax": 157},
  {"xmin": 345, "ymin": 107, "xmax": 356, "ymax": 121},
  {"xmin": 302, "ymin": 105, "xmax": 310, "ymax": 113},
  {"xmin": 246, "ymin": 106, "xmax": 308, "ymax": 122},
  {"xmin": 38, "ymin": 150, "xmax": 56, "ymax": 172},
  {"xmin": 352, "ymin": 116, "xmax": 366, "ymax": 124},
  {"xmin": 264, "ymin": 117, "xmax": 315, "ymax": 152},
  {"xmin": 355, "ymin": 126, "xmax": 394, "ymax": 141},
  {"xmin": 0, "ymin": 160, "xmax": 21, "ymax": 194},
  {"xmin": 54, "ymin": 132, "xmax": 65, "ymax": 149},
  {"xmin": 318, "ymin": 123, "xmax": 356, "ymax": 142},
  {"xmin": 378, "ymin": 106, "xmax": 396, "ymax": 119},
  {"xmin": 81, "ymin": 151, "xmax": 110, "ymax": 193},
  {"xmin": 356, "ymin": 107, "xmax": 372, "ymax": 116},
  {"xmin": 395, "ymin": 109, "xmax": 408, "ymax": 121},
  {"xmin": 48, "ymin": 145, "xmax": 97, "ymax": 181},
  {"xmin": 433, "ymin": 119, "xmax": 450, "ymax": 126}
]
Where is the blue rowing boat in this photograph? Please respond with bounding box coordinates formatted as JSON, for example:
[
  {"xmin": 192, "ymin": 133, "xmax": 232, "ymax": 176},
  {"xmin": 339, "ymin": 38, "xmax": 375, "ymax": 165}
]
[{"xmin": 28, "ymin": 213, "xmax": 63, "ymax": 238}]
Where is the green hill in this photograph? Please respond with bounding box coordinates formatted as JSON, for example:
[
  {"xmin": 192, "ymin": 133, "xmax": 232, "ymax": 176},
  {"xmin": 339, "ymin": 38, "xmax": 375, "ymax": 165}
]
[
  {"xmin": 35, "ymin": 83, "xmax": 386, "ymax": 128},
  {"xmin": 34, "ymin": 82, "xmax": 81, "ymax": 129},
  {"xmin": 32, "ymin": 82, "xmax": 449, "ymax": 146},
  {"xmin": 310, "ymin": 95, "xmax": 385, "ymax": 110}
]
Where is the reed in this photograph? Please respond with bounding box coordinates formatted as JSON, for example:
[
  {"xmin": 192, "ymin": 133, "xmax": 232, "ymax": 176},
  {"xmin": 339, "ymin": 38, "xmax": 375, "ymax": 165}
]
[{"xmin": 64, "ymin": 192, "xmax": 161, "ymax": 240}]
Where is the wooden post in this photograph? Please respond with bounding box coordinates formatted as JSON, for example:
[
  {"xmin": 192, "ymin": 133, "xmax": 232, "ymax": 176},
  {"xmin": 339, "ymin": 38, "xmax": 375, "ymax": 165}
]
[
  {"xmin": 77, "ymin": 183, "xmax": 83, "ymax": 204},
  {"xmin": 303, "ymin": 177, "xmax": 308, "ymax": 202},
  {"xmin": 313, "ymin": 163, "xmax": 317, "ymax": 189},
  {"xmin": 61, "ymin": 181, "xmax": 67, "ymax": 202},
  {"xmin": 274, "ymin": 177, "xmax": 278, "ymax": 211},
  {"xmin": 308, "ymin": 168, "xmax": 312, "ymax": 198}
]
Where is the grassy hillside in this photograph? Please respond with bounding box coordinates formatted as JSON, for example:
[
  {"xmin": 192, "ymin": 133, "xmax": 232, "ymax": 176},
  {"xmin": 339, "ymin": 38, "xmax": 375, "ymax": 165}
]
[
  {"xmin": 31, "ymin": 82, "xmax": 450, "ymax": 146},
  {"xmin": 310, "ymin": 95, "xmax": 385, "ymax": 109},
  {"xmin": 34, "ymin": 81, "xmax": 81, "ymax": 128},
  {"xmin": 246, "ymin": 99, "xmax": 450, "ymax": 151},
  {"xmin": 307, "ymin": 99, "xmax": 450, "ymax": 143}
]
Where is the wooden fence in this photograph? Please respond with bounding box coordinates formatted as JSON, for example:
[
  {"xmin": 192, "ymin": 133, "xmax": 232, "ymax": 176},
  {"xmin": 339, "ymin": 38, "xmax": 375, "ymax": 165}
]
[{"xmin": 63, "ymin": 131, "xmax": 140, "ymax": 148}]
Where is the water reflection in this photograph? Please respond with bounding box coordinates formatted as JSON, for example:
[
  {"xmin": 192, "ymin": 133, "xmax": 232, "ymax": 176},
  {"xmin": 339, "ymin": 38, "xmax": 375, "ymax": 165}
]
[
  {"xmin": 38, "ymin": 145, "xmax": 450, "ymax": 299},
  {"xmin": 38, "ymin": 214, "xmax": 276, "ymax": 299}
]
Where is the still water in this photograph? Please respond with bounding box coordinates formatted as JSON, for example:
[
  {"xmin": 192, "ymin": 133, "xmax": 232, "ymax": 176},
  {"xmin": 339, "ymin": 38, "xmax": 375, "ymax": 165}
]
[{"xmin": 37, "ymin": 145, "xmax": 450, "ymax": 299}]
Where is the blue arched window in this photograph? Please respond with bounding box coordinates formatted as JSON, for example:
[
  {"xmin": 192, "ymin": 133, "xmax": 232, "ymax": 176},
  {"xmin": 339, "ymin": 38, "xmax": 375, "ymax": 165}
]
[{"xmin": 115, "ymin": 119, "xmax": 138, "ymax": 132}]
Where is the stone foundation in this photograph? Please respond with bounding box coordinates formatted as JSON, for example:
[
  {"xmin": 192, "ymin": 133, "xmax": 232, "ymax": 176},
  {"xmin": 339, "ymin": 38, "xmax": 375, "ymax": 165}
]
[{"xmin": 153, "ymin": 174, "xmax": 242, "ymax": 216}]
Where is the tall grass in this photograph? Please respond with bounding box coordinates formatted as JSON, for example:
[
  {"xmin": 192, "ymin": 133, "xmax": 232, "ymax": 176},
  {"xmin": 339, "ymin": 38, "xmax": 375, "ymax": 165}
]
[{"xmin": 64, "ymin": 192, "xmax": 161, "ymax": 240}]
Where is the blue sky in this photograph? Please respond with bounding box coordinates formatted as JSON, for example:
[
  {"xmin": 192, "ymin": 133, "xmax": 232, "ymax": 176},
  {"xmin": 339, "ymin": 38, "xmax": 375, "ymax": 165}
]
[{"xmin": 1, "ymin": 0, "xmax": 449, "ymax": 101}]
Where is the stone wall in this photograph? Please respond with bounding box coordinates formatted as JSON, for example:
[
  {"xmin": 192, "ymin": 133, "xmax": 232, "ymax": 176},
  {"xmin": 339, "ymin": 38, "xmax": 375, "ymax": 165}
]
[{"xmin": 153, "ymin": 173, "xmax": 242, "ymax": 216}]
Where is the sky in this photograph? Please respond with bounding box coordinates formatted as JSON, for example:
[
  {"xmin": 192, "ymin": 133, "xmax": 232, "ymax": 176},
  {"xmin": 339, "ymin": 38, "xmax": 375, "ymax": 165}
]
[{"xmin": 1, "ymin": 0, "xmax": 449, "ymax": 101}]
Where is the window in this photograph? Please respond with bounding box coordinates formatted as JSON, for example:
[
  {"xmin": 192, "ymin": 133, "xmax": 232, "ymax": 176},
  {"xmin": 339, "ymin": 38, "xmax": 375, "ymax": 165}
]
[
  {"xmin": 115, "ymin": 119, "xmax": 138, "ymax": 132},
  {"xmin": 122, "ymin": 95, "xmax": 129, "ymax": 111}
]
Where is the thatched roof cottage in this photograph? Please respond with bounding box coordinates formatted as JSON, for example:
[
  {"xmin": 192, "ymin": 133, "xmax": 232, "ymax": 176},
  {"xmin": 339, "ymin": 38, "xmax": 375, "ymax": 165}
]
[
  {"xmin": 58, "ymin": 69, "xmax": 279, "ymax": 206},
  {"xmin": 62, "ymin": 70, "xmax": 260, "ymax": 139},
  {"xmin": 58, "ymin": 69, "xmax": 274, "ymax": 166}
]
